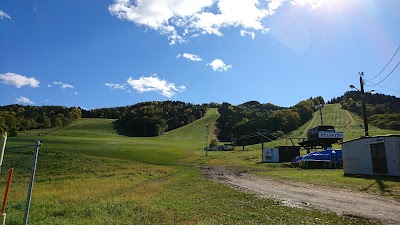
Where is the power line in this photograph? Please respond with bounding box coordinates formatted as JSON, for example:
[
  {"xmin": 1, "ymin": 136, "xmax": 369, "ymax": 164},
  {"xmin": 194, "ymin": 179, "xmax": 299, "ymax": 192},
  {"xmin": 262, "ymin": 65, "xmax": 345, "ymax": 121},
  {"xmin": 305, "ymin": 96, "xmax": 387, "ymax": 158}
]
[
  {"xmin": 369, "ymin": 66, "xmax": 400, "ymax": 94},
  {"xmin": 367, "ymin": 60, "xmax": 400, "ymax": 87},
  {"xmin": 367, "ymin": 46, "xmax": 400, "ymax": 81}
]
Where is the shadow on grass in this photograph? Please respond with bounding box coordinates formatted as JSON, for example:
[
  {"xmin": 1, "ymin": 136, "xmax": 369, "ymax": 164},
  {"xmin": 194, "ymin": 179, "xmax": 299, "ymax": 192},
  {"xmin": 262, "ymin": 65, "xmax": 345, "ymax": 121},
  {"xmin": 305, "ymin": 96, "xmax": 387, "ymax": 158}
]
[
  {"xmin": 112, "ymin": 120, "xmax": 136, "ymax": 137},
  {"xmin": 344, "ymin": 174, "xmax": 400, "ymax": 193}
]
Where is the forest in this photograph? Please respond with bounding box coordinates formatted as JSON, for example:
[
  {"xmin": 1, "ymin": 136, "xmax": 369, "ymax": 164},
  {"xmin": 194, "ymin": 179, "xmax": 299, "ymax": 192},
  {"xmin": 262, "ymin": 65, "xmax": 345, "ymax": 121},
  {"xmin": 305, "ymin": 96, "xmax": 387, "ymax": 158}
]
[
  {"xmin": 328, "ymin": 91, "xmax": 400, "ymax": 130},
  {"xmin": 0, "ymin": 105, "xmax": 82, "ymax": 136},
  {"xmin": 82, "ymin": 101, "xmax": 209, "ymax": 136},
  {"xmin": 216, "ymin": 97, "xmax": 325, "ymax": 144},
  {"xmin": 1, "ymin": 92, "xmax": 398, "ymax": 138}
]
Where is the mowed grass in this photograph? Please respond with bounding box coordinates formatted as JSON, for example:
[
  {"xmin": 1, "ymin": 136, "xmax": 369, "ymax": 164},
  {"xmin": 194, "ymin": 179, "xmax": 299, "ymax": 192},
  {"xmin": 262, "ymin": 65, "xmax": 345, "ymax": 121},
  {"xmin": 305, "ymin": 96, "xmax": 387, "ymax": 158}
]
[
  {"xmin": 2, "ymin": 107, "xmax": 395, "ymax": 224},
  {"xmin": 9, "ymin": 109, "xmax": 220, "ymax": 166}
]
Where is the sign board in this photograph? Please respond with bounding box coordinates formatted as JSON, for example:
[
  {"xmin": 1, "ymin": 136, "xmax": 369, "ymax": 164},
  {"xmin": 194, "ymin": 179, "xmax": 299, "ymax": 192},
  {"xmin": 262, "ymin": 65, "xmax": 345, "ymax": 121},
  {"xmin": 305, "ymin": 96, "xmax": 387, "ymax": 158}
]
[
  {"xmin": 318, "ymin": 132, "xmax": 344, "ymax": 139},
  {"xmin": 264, "ymin": 148, "xmax": 272, "ymax": 156},
  {"xmin": 365, "ymin": 137, "xmax": 384, "ymax": 145}
]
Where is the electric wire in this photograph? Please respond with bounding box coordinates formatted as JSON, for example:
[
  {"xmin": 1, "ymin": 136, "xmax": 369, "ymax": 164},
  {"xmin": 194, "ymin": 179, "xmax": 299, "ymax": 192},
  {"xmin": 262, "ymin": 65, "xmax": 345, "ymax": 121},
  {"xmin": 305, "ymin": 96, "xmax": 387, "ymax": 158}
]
[
  {"xmin": 367, "ymin": 46, "xmax": 400, "ymax": 81},
  {"xmin": 367, "ymin": 60, "xmax": 400, "ymax": 87},
  {"xmin": 369, "ymin": 64, "xmax": 400, "ymax": 93}
]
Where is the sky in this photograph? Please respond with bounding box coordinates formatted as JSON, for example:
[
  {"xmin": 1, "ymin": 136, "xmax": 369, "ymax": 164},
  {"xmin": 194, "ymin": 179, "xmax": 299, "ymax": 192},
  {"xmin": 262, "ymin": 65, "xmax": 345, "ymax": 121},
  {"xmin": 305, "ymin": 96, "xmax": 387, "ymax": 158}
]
[{"xmin": 1, "ymin": 0, "xmax": 399, "ymax": 109}]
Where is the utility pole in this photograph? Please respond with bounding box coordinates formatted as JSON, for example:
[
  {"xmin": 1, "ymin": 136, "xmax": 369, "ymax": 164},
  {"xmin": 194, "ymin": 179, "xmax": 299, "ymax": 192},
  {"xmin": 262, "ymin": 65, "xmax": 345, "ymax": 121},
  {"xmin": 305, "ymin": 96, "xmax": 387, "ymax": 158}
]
[
  {"xmin": 261, "ymin": 136, "xmax": 264, "ymax": 151},
  {"xmin": 359, "ymin": 72, "xmax": 369, "ymax": 137},
  {"xmin": 205, "ymin": 124, "xmax": 208, "ymax": 156}
]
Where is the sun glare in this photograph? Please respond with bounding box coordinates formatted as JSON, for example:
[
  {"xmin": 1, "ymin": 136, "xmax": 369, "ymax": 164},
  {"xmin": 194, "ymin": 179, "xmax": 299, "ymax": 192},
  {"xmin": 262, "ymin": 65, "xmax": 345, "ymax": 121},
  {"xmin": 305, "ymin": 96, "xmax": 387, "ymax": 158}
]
[{"xmin": 292, "ymin": 0, "xmax": 355, "ymax": 13}]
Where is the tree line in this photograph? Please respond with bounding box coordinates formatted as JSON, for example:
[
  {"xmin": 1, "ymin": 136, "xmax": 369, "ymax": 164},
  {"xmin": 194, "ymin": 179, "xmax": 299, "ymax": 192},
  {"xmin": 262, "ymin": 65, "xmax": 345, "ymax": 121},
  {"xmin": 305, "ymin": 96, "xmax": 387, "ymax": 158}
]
[
  {"xmin": 328, "ymin": 91, "xmax": 400, "ymax": 130},
  {"xmin": 82, "ymin": 101, "xmax": 208, "ymax": 137},
  {"xmin": 0, "ymin": 105, "xmax": 82, "ymax": 136},
  {"xmin": 3, "ymin": 91, "xmax": 397, "ymax": 139},
  {"xmin": 216, "ymin": 97, "xmax": 325, "ymax": 144}
]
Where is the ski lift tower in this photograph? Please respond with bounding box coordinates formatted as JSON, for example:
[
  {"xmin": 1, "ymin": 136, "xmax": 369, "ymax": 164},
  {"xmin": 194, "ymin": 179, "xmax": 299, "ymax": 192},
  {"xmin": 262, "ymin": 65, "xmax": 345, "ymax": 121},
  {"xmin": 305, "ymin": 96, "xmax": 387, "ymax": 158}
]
[{"xmin": 299, "ymin": 126, "xmax": 344, "ymax": 153}]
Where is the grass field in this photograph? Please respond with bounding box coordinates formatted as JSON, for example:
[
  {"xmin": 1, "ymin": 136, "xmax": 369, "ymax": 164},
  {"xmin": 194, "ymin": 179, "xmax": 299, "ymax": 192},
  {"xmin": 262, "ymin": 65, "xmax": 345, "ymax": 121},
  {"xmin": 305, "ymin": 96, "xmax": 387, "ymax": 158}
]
[{"xmin": 2, "ymin": 105, "xmax": 398, "ymax": 224}]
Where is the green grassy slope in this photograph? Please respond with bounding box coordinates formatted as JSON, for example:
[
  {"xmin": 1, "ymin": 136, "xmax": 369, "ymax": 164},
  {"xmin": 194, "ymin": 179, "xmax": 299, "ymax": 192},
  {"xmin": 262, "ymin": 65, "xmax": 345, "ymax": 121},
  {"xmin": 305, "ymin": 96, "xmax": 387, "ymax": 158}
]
[
  {"xmin": 8, "ymin": 109, "xmax": 220, "ymax": 165},
  {"xmin": 261, "ymin": 103, "xmax": 400, "ymax": 148},
  {"xmin": 0, "ymin": 107, "xmax": 389, "ymax": 224}
]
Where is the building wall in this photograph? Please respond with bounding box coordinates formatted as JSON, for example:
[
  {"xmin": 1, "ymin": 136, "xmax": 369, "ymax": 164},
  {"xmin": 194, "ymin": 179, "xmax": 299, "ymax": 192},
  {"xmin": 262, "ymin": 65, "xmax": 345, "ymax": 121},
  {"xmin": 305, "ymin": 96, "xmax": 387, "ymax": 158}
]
[
  {"xmin": 386, "ymin": 137, "xmax": 400, "ymax": 176},
  {"xmin": 262, "ymin": 148, "xmax": 280, "ymax": 163},
  {"xmin": 342, "ymin": 139, "xmax": 373, "ymax": 175},
  {"xmin": 342, "ymin": 136, "xmax": 400, "ymax": 176}
]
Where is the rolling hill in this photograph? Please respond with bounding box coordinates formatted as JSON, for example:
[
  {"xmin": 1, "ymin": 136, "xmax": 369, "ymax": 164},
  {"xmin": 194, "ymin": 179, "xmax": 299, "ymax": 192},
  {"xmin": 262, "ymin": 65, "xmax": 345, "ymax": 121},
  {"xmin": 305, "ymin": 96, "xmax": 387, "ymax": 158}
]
[
  {"xmin": 2, "ymin": 105, "xmax": 398, "ymax": 224},
  {"xmin": 261, "ymin": 103, "xmax": 400, "ymax": 149}
]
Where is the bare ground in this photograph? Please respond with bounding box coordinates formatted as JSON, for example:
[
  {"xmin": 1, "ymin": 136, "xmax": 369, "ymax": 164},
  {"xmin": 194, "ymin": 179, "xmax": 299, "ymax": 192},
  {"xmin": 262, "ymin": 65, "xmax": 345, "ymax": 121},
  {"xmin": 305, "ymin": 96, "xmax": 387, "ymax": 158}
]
[{"xmin": 201, "ymin": 166, "xmax": 400, "ymax": 225}]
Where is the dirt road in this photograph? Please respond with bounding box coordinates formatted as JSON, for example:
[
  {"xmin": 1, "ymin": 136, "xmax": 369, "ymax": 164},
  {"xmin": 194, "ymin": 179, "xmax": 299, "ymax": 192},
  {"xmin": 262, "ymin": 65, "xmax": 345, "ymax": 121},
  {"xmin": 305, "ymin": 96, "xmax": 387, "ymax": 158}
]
[{"xmin": 202, "ymin": 166, "xmax": 400, "ymax": 225}]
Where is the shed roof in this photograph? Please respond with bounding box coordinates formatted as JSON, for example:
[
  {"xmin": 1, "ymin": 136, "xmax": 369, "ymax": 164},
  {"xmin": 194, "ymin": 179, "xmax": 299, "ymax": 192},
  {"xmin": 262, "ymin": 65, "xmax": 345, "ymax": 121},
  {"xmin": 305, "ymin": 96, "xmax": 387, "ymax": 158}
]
[{"xmin": 341, "ymin": 134, "xmax": 400, "ymax": 144}]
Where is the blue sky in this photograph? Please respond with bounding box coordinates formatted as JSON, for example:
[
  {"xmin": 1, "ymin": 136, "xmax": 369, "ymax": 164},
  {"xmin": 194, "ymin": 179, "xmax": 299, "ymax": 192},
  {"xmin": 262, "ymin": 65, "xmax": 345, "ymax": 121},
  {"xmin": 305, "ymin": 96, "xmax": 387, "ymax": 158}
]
[{"xmin": 1, "ymin": 0, "xmax": 399, "ymax": 109}]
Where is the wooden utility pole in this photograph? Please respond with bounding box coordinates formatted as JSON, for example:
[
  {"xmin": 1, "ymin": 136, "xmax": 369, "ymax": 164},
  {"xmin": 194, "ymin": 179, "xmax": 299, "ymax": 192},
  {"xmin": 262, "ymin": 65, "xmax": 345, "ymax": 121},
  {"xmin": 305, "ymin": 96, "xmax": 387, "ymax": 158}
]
[
  {"xmin": 261, "ymin": 136, "xmax": 264, "ymax": 151},
  {"xmin": 359, "ymin": 72, "xmax": 369, "ymax": 136}
]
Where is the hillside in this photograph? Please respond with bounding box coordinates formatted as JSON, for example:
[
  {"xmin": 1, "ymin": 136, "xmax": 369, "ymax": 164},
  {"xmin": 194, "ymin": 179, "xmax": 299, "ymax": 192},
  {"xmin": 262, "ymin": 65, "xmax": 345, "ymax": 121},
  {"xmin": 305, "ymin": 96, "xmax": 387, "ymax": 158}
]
[
  {"xmin": 259, "ymin": 103, "xmax": 400, "ymax": 149},
  {"xmin": 9, "ymin": 108, "xmax": 220, "ymax": 165},
  {"xmin": 3, "ymin": 107, "xmax": 398, "ymax": 224}
]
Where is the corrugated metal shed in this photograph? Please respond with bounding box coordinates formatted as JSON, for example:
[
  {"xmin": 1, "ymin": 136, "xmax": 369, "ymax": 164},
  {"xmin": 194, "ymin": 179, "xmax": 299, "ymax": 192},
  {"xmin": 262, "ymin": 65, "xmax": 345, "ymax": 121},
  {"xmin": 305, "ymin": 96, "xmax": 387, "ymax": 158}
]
[
  {"xmin": 262, "ymin": 146, "xmax": 300, "ymax": 163},
  {"xmin": 341, "ymin": 135, "xmax": 400, "ymax": 176},
  {"xmin": 262, "ymin": 148, "xmax": 280, "ymax": 163}
]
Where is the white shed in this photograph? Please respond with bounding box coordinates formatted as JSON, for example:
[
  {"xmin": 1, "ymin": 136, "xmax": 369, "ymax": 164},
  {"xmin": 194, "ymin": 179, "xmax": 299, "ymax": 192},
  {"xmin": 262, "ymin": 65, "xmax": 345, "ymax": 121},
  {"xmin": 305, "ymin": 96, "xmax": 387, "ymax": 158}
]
[
  {"xmin": 262, "ymin": 148, "xmax": 280, "ymax": 163},
  {"xmin": 341, "ymin": 135, "xmax": 400, "ymax": 176}
]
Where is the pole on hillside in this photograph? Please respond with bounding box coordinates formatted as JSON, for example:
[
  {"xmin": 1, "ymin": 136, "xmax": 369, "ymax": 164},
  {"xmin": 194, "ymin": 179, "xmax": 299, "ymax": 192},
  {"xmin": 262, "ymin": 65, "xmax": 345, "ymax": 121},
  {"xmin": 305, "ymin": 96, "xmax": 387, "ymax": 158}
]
[
  {"xmin": 0, "ymin": 132, "xmax": 7, "ymax": 172},
  {"xmin": 261, "ymin": 136, "xmax": 264, "ymax": 151},
  {"xmin": 1, "ymin": 168, "xmax": 14, "ymax": 225},
  {"xmin": 359, "ymin": 72, "xmax": 369, "ymax": 136},
  {"xmin": 286, "ymin": 137, "xmax": 288, "ymax": 153},
  {"xmin": 23, "ymin": 140, "xmax": 41, "ymax": 225},
  {"xmin": 350, "ymin": 72, "xmax": 371, "ymax": 137},
  {"xmin": 205, "ymin": 124, "xmax": 209, "ymax": 156}
]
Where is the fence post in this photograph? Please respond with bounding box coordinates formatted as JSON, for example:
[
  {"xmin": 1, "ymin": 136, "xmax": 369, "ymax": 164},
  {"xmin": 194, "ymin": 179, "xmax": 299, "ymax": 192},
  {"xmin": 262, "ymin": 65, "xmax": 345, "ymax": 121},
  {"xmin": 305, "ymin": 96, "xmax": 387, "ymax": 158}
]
[{"xmin": 23, "ymin": 140, "xmax": 41, "ymax": 225}]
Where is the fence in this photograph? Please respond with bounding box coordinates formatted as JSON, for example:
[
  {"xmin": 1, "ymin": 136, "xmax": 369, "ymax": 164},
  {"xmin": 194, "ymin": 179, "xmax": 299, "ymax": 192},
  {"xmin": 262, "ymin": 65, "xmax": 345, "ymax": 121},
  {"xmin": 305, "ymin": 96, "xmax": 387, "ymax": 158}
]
[{"xmin": 0, "ymin": 140, "xmax": 40, "ymax": 225}]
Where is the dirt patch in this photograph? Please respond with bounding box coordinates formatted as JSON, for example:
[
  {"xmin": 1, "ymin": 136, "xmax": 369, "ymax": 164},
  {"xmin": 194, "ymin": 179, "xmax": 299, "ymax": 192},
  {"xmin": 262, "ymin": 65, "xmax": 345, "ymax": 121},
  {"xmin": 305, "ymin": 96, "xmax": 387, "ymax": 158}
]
[{"xmin": 201, "ymin": 166, "xmax": 400, "ymax": 225}]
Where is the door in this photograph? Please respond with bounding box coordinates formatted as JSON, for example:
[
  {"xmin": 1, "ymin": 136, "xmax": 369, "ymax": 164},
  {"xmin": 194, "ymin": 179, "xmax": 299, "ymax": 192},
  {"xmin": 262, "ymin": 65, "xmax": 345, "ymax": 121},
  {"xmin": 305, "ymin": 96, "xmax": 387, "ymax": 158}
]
[{"xmin": 370, "ymin": 143, "xmax": 388, "ymax": 174}]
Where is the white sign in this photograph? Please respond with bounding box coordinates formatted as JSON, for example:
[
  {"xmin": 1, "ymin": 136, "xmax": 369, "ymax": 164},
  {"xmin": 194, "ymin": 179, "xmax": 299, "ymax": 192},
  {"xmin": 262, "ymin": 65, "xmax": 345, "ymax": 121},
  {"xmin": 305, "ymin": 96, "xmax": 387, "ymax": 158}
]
[
  {"xmin": 318, "ymin": 132, "xmax": 344, "ymax": 139},
  {"xmin": 365, "ymin": 138, "xmax": 384, "ymax": 145}
]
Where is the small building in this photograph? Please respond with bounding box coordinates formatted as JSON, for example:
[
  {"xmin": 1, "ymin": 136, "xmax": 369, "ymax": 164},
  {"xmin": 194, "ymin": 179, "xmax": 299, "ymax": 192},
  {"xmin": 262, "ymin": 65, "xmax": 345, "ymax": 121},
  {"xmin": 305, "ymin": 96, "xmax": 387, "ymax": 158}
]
[
  {"xmin": 262, "ymin": 146, "xmax": 300, "ymax": 163},
  {"xmin": 342, "ymin": 135, "xmax": 400, "ymax": 176}
]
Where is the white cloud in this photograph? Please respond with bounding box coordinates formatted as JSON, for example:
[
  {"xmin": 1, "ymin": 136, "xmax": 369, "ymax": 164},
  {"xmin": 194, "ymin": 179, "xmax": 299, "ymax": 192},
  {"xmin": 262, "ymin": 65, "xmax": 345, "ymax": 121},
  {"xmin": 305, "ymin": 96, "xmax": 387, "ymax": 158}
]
[
  {"xmin": 105, "ymin": 82, "xmax": 126, "ymax": 90},
  {"xmin": 179, "ymin": 85, "xmax": 186, "ymax": 91},
  {"xmin": 109, "ymin": 0, "xmax": 279, "ymax": 44},
  {"xmin": 290, "ymin": 0, "xmax": 325, "ymax": 9},
  {"xmin": 0, "ymin": 73, "xmax": 40, "ymax": 88},
  {"xmin": 73, "ymin": 92, "xmax": 79, "ymax": 95},
  {"xmin": 267, "ymin": 0, "xmax": 285, "ymax": 15},
  {"xmin": 105, "ymin": 82, "xmax": 131, "ymax": 93},
  {"xmin": 0, "ymin": 10, "xmax": 12, "ymax": 21},
  {"xmin": 177, "ymin": 53, "xmax": 203, "ymax": 62},
  {"xmin": 240, "ymin": 30, "xmax": 256, "ymax": 39},
  {"xmin": 207, "ymin": 59, "xmax": 232, "ymax": 72},
  {"xmin": 127, "ymin": 74, "xmax": 185, "ymax": 97},
  {"xmin": 53, "ymin": 81, "xmax": 74, "ymax": 89},
  {"xmin": 16, "ymin": 96, "xmax": 35, "ymax": 105}
]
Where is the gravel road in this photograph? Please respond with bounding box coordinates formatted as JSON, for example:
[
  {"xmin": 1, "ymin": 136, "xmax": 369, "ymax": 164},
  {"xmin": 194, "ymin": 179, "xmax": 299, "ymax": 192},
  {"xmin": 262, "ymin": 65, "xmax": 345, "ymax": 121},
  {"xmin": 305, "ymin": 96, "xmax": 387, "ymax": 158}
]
[{"xmin": 201, "ymin": 166, "xmax": 400, "ymax": 225}]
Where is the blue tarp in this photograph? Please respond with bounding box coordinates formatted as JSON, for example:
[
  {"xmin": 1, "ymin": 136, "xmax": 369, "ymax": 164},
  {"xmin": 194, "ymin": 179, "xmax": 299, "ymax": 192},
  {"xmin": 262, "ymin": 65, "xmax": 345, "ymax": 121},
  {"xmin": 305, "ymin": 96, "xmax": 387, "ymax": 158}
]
[{"xmin": 293, "ymin": 149, "xmax": 342, "ymax": 163}]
